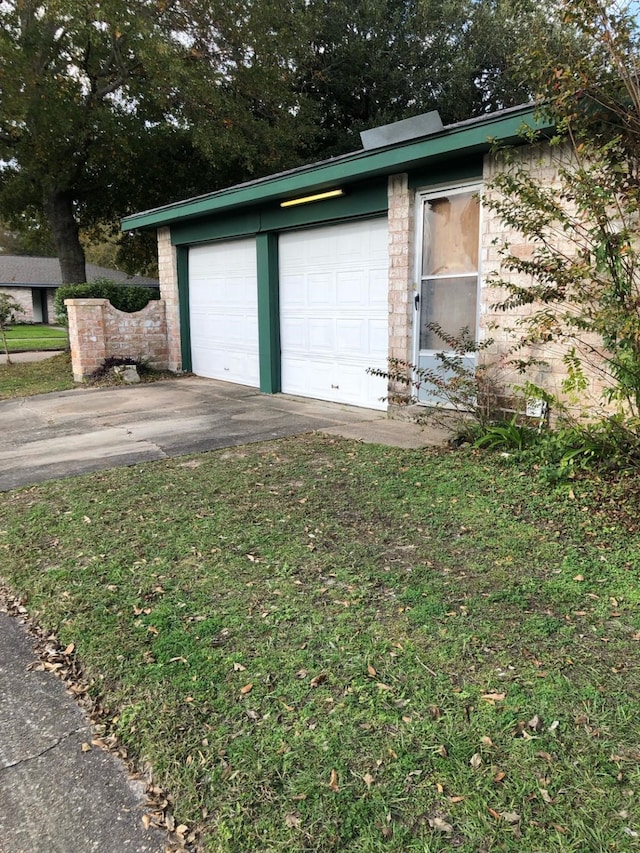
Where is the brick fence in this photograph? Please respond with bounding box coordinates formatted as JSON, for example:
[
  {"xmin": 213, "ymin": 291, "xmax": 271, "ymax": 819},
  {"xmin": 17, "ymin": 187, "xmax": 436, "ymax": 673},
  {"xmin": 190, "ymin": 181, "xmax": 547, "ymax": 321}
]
[{"xmin": 65, "ymin": 298, "xmax": 169, "ymax": 382}]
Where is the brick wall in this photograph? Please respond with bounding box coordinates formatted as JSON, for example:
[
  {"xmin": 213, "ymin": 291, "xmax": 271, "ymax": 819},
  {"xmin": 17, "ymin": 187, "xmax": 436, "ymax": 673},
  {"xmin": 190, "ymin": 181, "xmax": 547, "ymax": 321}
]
[
  {"xmin": 46, "ymin": 289, "xmax": 56, "ymax": 323},
  {"xmin": 384, "ymin": 145, "xmax": 612, "ymax": 418},
  {"xmin": 0, "ymin": 287, "xmax": 34, "ymax": 322},
  {"xmin": 481, "ymin": 142, "xmax": 609, "ymax": 414},
  {"xmin": 157, "ymin": 226, "xmax": 182, "ymax": 372},
  {"xmin": 387, "ymin": 174, "xmax": 416, "ymax": 404},
  {"xmin": 65, "ymin": 298, "xmax": 168, "ymax": 382}
]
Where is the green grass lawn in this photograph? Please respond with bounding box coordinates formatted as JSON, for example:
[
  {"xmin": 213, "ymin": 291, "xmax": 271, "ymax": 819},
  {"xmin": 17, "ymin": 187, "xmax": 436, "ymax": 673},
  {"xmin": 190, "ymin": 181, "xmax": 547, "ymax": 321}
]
[
  {"xmin": 2, "ymin": 323, "xmax": 68, "ymax": 352},
  {"xmin": 0, "ymin": 352, "xmax": 74, "ymax": 399},
  {"xmin": 1, "ymin": 436, "xmax": 639, "ymax": 852}
]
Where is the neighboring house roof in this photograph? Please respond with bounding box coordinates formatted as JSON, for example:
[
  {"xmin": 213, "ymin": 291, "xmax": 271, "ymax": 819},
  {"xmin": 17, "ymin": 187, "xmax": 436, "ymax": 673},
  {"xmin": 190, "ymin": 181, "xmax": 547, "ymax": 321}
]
[
  {"xmin": 122, "ymin": 103, "xmax": 554, "ymax": 232},
  {"xmin": 0, "ymin": 256, "xmax": 159, "ymax": 288}
]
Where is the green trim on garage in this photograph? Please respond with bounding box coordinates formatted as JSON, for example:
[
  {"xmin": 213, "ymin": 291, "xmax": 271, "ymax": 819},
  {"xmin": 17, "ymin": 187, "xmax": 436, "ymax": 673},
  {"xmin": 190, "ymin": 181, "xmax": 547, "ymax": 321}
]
[
  {"xmin": 122, "ymin": 106, "xmax": 551, "ymax": 233},
  {"xmin": 176, "ymin": 245, "xmax": 191, "ymax": 373},
  {"xmin": 407, "ymin": 156, "xmax": 483, "ymax": 189},
  {"xmin": 256, "ymin": 233, "xmax": 281, "ymax": 394},
  {"xmin": 169, "ymin": 179, "xmax": 388, "ymax": 247}
]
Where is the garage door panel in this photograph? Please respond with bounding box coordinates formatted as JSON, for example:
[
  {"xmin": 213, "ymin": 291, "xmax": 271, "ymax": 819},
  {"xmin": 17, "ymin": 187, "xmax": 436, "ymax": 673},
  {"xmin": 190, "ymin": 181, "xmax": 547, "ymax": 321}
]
[
  {"xmin": 369, "ymin": 269, "xmax": 389, "ymax": 303},
  {"xmin": 335, "ymin": 319, "xmax": 367, "ymax": 353},
  {"xmin": 368, "ymin": 318, "xmax": 389, "ymax": 357},
  {"xmin": 308, "ymin": 319, "xmax": 335, "ymax": 352},
  {"xmin": 307, "ymin": 273, "xmax": 335, "ymax": 305},
  {"xmin": 280, "ymin": 316, "xmax": 307, "ymax": 349},
  {"xmin": 188, "ymin": 239, "xmax": 259, "ymax": 387},
  {"xmin": 279, "ymin": 218, "xmax": 389, "ymax": 410}
]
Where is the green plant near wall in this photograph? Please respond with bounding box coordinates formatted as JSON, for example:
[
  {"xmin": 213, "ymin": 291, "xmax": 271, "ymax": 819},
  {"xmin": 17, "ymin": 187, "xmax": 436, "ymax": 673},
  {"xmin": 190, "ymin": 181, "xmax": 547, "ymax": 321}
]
[
  {"xmin": 54, "ymin": 278, "xmax": 159, "ymax": 325},
  {"xmin": 484, "ymin": 0, "xmax": 640, "ymax": 469},
  {"xmin": 367, "ymin": 324, "xmax": 507, "ymax": 440}
]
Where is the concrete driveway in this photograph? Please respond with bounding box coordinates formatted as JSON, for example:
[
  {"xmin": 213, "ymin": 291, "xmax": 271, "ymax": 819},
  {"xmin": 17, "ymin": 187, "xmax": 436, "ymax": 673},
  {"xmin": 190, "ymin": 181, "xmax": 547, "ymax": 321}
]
[{"xmin": 0, "ymin": 376, "xmax": 447, "ymax": 491}]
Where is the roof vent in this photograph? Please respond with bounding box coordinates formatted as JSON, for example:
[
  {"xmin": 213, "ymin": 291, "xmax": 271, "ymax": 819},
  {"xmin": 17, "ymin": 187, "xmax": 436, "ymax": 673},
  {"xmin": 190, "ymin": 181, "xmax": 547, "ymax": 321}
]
[{"xmin": 360, "ymin": 111, "xmax": 444, "ymax": 150}]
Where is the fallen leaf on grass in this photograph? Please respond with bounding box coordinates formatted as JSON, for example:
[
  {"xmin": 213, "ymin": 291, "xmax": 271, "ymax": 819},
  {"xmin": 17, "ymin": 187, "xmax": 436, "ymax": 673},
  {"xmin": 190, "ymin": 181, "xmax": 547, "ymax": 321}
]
[
  {"xmin": 363, "ymin": 772, "xmax": 375, "ymax": 788},
  {"xmin": 470, "ymin": 752, "xmax": 482, "ymax": 769},
  {"xmin": 540, "ymin": 788, "xmax": 553, "ymax": 804},
  {"xmin": 233, "ymin": 662, "xmax": 246, "ymax": 672},
  {"xmin": 367, "ymin": 665, "xmax": 377, "ymax": 677},
  {"xmin": 481, "ymin": 735, "xmax": 494, "ymax": 746},
  {"xmin": 500, "ymin": 811, "xmax": 521, "ymax": 824},
  {"xmin": 284, "ymin": 813, "xmax": 301, "ymax": 829},
  {"xmin": 310, "ymin": 672, "xmax": 327, "ymax": 687},
  {"xmin": 63, "ymin": 643, "xmax": 75, "ymax": 656},
  {"xmin": 493, "ymin": 771, "xmax": 506, "ymax": 783},
  {"xmin": 482, "ymin": 692, "xmax": 506, "ymax": 703},
  {"xmin": 528, "ymin": 714, "xmax": 543, "ymax": 732},
  {"xmin": 449, "ymin": 796, "xmax": 465, "ymax": 803},
  {"xmin": 428, "ymin": 817, "xmax": 453, "ymax": 833},
  {"xmin": 436, "ymin": 745, "xmax": 448, "ymax": 758},
  {"xmin": 329, "ymin": 769, "xmax": 340, "ymax": 792},
  {"xmin": 240, "ymin": 683, "xmax": 253, "ymax": 695}
]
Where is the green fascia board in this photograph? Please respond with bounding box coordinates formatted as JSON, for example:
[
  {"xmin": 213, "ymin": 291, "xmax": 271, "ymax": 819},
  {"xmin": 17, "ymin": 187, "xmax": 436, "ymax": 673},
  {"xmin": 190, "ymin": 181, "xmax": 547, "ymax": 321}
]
[
  {"xmin": 122, "ymin": 106, "xmax": 551, "ymax": 233},
  {"xmin": 169, "ymin": 179, "xmax": 387, "ymax": 246},
  {"xmin": 407, "ymin": 155, "xmax": 483, "ymax": 189}
]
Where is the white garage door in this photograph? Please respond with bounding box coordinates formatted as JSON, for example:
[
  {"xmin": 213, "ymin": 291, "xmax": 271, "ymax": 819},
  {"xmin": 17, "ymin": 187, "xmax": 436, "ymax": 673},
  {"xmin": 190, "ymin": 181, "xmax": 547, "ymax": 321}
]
[
  {"xmin": 279, "ymin": 218, "xmax": 389, "ymax": 409},
  {"xmin": 188, "ymin": 239, "xmax": 259, "ymax": 387}
]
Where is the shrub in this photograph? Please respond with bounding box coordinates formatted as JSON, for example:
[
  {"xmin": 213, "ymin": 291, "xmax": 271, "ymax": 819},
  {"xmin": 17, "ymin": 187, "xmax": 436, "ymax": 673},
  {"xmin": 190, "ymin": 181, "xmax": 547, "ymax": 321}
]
[
  {"xmin": 367, "ymin": 324, "xmax": 506, "ymax": 440},
  {"xmin": 54, "ymin": 278, "xmax": 159, "ymax": 324}
]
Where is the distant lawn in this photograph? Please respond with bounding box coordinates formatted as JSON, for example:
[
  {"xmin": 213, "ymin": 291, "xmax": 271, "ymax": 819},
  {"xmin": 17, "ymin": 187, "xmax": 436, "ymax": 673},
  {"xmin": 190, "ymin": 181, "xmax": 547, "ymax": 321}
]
[
  {"xmin": 0, "ymin": 352, "xmax": 74, "ymax": 398},
  {"xmin": 1, "ymin": 436, "xmax": 639, "ymax": 852},
  {"xmin": 3, "ymin": 324, "xmax": 68, "ymax": 352}
]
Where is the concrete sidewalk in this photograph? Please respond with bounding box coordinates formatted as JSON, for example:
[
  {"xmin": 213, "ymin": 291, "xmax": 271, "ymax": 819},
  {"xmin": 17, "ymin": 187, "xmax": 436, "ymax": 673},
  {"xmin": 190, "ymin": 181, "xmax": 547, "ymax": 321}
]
[
  {"xmin": 0, "ymin": 608, "xmax": 169, "ymax": 853},
  {"xmin": 0, "ymin": 350, "xmax": 65, "ymax": 365}
]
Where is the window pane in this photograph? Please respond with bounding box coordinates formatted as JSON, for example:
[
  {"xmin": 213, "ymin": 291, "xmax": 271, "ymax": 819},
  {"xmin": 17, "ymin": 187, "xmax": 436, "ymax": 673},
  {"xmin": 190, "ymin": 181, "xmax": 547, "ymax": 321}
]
[
  {"xmin": 420, "ymin": 275, "xmax": 478, "ymax": 350},
  {"xmin": 422, "ymin": 192, "xmax": 479, "ymax": 276}
]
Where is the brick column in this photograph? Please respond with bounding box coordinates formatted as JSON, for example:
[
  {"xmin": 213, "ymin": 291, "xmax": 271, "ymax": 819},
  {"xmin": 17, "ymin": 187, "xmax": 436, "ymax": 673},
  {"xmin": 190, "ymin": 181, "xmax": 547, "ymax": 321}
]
[
  {"xmin": 65, "ymin": 298, "xmax": 108, "ymax": 381},
  {"xmin": 157, "ymin": 226, "xmax": 182, "ymax": 372},
  {"xmin": 387, "ymin": 174, "xmax": 416, "ymax": 405}
]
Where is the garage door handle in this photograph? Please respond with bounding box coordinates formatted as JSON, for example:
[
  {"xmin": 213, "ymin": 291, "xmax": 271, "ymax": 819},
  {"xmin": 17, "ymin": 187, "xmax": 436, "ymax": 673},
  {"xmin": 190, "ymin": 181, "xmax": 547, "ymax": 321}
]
[{"xmin": 414, "ymin": 293, "xmax": 420, "ymax": 311}]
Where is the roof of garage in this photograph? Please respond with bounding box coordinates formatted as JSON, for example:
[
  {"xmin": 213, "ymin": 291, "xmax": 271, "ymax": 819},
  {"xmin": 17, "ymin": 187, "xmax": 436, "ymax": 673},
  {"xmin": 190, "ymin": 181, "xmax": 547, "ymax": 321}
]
[{"xmin": 122, "ymin": 104, "xmax": 552, "ymax": 233}]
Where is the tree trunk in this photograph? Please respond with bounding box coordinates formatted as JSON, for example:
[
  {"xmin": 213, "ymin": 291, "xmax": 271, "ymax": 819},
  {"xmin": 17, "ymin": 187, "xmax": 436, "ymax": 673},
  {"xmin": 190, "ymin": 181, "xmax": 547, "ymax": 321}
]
[{"xmin": 44, "ymin": 190, "xmax": 87, "ymax": 284}]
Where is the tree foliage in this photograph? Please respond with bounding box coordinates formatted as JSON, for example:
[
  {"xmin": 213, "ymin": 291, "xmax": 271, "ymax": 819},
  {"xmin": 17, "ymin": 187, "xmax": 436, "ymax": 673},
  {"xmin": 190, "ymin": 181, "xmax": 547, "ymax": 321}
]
[
  {"xmin": 296, "ymin": 0, "xmax": 554, "ymax": 156},
  {"xmin": 0, "ymin": 0, "xmax": 561, "ymax": 283},
  {"xmin": 486, "ymin": 0, "xmax": 640, "ymax": 452}
]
